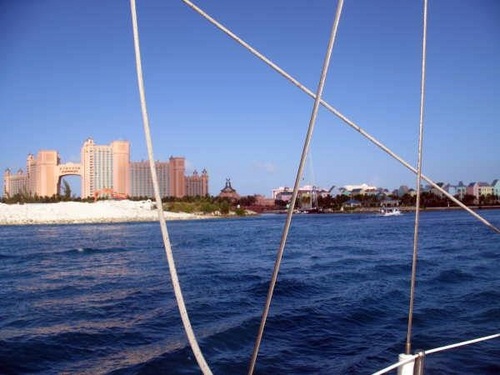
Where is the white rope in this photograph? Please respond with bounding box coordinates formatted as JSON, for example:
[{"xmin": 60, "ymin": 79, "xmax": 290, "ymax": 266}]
[
  {"xmin": 372, "ymin": 333, "xmax": 500, "ymax": 375},
  {"xmin": 182, "ymin": 0, "xmax": 500, "ymax": 235},
  {"xmin": 129, "ymin": 1, "xmax": 212, "ymax": 374},
  {"xmin": 425, "ymin": 332, "xmax": 500, "ymax": 355},
  {"xmin": 406, "ymin": 0, "xmax": 428, "ymax": 356},
  {"xmin": 248, "ymin": 1, "xmax": 345, "ymax": 373}
]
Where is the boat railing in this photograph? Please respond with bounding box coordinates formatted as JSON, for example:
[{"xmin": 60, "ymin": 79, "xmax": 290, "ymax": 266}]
[{"xmin": 372, "ymin": 333, "xmax": 500, "ymax": 375}]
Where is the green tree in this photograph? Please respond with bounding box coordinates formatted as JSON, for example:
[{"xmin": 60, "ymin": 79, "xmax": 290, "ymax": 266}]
[
  {"xmin": 62, "ymin": 180, "xmax": 72, "ymax": 200},
  {"xmin": 220, "ymin": 201, "xmax": 230, "ymax": 215},
  {"xmin": 234, "ymin": 207, "xmax": 246, "ymax": 216},
  {"xmin": 400, "ymin": 193, "xmax": 416, "ymax": 206},
  {"xmin": 461, "ymin": 194, "xmax": 475, "ymax": 206},
  {"xmin": 238, "ymin": 195, "xmax": 257, "ymax": 207}
]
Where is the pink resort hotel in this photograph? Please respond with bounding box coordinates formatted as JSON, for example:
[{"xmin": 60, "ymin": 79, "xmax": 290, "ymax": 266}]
[{"xmin": 3, "ymin": 138, "xmax": 209, "ymax": 199}]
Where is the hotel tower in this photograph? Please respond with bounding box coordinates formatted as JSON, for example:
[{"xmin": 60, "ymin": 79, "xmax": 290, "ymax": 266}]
[{"xmin": 3, "ymin": 138, "xmax": 208, "ymax": 199}]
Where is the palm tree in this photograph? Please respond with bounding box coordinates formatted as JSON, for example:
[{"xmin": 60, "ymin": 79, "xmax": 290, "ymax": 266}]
[{"xmin": 62, "ymin": 180, "xmax": 72, "ymax": 200}]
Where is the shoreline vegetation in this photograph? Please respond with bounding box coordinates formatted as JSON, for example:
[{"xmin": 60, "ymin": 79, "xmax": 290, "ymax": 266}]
[{"xmin": 0, "ymin": 198, "xmax": 498, "ymax": 226}]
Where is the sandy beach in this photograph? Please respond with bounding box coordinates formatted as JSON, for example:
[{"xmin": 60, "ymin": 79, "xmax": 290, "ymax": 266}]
[{"xmin": 0, "ymin": 200, "xmax": 204, "ymax": 225}]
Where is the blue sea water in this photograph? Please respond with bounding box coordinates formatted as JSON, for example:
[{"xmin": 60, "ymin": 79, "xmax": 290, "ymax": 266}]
[{"xmin": 0, "ymin": 210, "xmax": 499, "ymax": 374}]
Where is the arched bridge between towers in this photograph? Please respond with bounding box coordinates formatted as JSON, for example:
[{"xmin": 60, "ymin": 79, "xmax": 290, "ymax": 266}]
[
  {"xmin": 58, "ymin": 163, "xmax": 83, "ymax": 177},
  {"xmin": 57, "ymin": 163, "xmax": 83, "ymax": 195}
]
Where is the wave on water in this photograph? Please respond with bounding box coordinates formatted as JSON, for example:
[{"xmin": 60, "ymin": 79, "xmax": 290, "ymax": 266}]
[
  {"xmin": 69, "ymin": 246, "xmax": 131, "ymax": 255},
  {"xmin": 0, "ymin": 211, "xmax": 498, "ymax": 374},
  {"xmin": 433, "ymin": 268, "xmax": 476, "ymax": 283}
]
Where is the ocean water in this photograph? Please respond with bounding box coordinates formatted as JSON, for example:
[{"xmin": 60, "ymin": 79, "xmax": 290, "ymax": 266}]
[{"xmin": 0, "ymin": 209, "xmax": 498, "ymax": 374}]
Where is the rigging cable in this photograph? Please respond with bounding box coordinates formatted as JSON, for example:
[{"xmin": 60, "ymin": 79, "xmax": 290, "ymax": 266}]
[
  {"xmin": 129, "ymin": 1, "xmax": 212, "ymax": 373},
  {"xmin": 182, "ymin": 0, "xmax": 500, "ymax": 234},
  {"xmin": 248, "ymin": 1, "xmax": 345, "ymax": 373},
  {"xmin": 405, "ymin": 0, "xmax": 428, "ymax": 356}
]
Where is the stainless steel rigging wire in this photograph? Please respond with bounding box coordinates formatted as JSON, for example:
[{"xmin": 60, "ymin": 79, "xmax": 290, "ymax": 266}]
[
  {"xmin": 247, "ymin": 1, "xmax": 345, "ymax": 373},
  {"xmin": 129, "ymin": 1, "xmax": 212, "ymax": 373},
  {"xmin": 406, "ymin": 0, "xmax": 428, "ymax": 356}
]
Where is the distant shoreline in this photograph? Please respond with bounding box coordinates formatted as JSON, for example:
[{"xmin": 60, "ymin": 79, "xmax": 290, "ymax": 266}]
[
  {"xmin": 354, "ymin": 205, "xmax": 500, "ymax": 212},
  {"xmin": 1, "ymin": 201, "xmax": 498, "ymax": 226},
  {"xmin": 266, "ymin": 205, "xmax": 500, "ymax": 215}
]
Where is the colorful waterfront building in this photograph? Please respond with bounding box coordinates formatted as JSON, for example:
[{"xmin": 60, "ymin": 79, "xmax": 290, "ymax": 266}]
[
  {"xmin": 491, "ymin": 179, "xmax": 500, "ymax": 198},
  {"xmin": 466, "ymin": 181, "xmax": 493, "ymax": 202}
]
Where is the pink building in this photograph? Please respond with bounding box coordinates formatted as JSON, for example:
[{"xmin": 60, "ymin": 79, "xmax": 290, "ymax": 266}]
[
  {"xmin": 4, "ymin": 150, "xmax": 63, "ymax": 198},
  {"xmin": 169, "ymin": 157, "xmax": 186, "ymax": 198},
  {"xmin": 466, "ymin": 182, "xmax": 493, "ymax": 202},
  {"xmin": 3, "ymin": 138, "xmax": 209, "ymax": 199},
  {"xmin": 3, "ymin": 138, "xmax": 129, "ymax": 199},
  {"xmin": 81, "ymin": 138, "xmax": 130, "ymax": 198},
  {"xmin": 3, "ymin": 169, "xmax": 27, "ymax": 196},
  {"xmin": 185, "ymin": 169, "xmax": 209, "ymax": 197},
  {"xmin": 129, "ymin": 159, "xmax": 207, "ymax": 198},
  {"xmin": 130, "ymin": 160, "xmax": 170, "ymax": 198}
]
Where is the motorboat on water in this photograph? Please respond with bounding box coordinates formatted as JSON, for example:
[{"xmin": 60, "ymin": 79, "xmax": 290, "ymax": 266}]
[{"xmin": 380, "ymin": 207, "xmax": 402, "ymax": 217}]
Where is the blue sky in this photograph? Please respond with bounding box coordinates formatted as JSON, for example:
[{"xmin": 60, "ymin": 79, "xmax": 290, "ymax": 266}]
[{"xmin": 1, "ymin": 0, "xmax": 499, "ymax": 197}]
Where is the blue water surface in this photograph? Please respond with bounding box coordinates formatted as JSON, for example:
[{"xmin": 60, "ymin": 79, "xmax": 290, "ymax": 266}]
[{"xmin": 0, "ymin": 209, "xmax": 499, "ymax": 374}]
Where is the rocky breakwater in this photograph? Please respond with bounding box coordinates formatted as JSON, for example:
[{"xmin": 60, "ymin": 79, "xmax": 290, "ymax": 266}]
[{"xmin": 0, "ymin": 200, "xmax": 202, "ymax": 225}]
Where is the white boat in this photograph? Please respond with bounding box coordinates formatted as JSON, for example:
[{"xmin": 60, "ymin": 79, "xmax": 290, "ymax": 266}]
[{"xmin": 380, "ymin": 207, "xmax": 402, "ymax": 217}]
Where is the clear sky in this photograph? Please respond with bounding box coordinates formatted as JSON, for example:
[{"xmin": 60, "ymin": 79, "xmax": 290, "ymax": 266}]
[{"xmin": 1, "ymin": 0, "xmax": 499, "ymax": 197}]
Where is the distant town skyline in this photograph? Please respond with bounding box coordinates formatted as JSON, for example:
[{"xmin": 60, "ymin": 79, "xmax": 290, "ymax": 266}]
[
  {"xmin": 1, "ymin": 1, "xmax": 498, "ymax": 196},
  {"xmin": 2, "ymin": 138, "xmax": 496, "ymax": 200}
]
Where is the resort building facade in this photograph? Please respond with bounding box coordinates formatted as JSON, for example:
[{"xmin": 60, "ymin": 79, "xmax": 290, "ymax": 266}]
[
  {"xmin": 3, "ymin": 138, "xmax": 209, "ymax": 199},
  {"xmin": 81, "ymin": 138, "xmax": 130, "ymax": 198},
  {"xmin": 185, "ymin": 169, "xmax": 209, "ymax": 197},
  {"xmin": 130, "ymin": 160, "xmax": 170, "ymax": 198}
]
